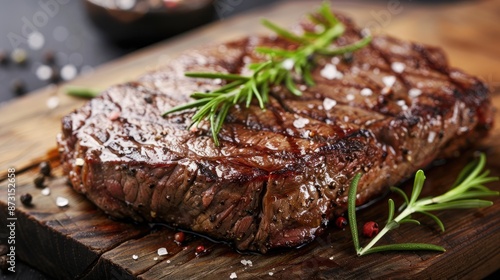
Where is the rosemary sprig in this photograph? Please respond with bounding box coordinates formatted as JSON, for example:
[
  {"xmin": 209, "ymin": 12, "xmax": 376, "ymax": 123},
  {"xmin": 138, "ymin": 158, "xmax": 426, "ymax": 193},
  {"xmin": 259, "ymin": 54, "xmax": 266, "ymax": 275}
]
[
  {"xmin": 348, "ymin": 153, "xmax": 499, "ymax": 256},
  {"xmin": 163, "ymin": 2, "xmax": 372, "ymax": 145}
]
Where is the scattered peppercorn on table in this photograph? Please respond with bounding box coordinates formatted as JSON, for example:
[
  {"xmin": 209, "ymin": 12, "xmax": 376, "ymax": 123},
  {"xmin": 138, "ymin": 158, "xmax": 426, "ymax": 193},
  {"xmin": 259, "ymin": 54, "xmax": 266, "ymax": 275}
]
[{"xmin": 1, "ymin": 1, "xmax": 499, "ymax": 279}]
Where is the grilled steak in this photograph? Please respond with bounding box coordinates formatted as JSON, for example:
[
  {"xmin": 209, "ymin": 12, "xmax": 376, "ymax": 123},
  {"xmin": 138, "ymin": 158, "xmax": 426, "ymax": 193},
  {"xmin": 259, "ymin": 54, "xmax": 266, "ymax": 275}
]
[{"xmin": 57, "ymin": 14, "xmax": 493, "ymax": 253}]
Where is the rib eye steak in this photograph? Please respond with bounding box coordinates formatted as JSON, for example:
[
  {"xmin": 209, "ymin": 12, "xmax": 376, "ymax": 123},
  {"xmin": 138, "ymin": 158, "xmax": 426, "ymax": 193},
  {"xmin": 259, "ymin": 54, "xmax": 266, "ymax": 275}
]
[{"xmin": 57, "ymin": 13, "xmax": 493, "ymax": 253}]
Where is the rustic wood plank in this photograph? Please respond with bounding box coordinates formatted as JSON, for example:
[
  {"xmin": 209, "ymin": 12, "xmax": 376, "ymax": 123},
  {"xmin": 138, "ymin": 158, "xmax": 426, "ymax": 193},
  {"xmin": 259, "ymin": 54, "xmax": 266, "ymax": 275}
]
[
  {"xmin": 0, "ymin": 166, "xmax": 150, "ymax": 278},
  {"xmin": 1, "ymin": 0, "xmax": 499, "ymax": 279}
]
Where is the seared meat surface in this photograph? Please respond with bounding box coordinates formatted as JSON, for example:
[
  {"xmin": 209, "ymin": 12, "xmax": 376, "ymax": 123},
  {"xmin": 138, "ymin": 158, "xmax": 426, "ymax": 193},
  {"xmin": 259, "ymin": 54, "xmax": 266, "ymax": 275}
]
[{"xmin": 57, "ymin": 14, "xmax": 493, "ymax": 253}]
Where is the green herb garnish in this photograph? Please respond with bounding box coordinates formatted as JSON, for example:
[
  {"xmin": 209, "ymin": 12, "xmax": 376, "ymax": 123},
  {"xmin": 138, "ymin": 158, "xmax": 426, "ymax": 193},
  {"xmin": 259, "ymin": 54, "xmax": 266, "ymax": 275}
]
[
  {"xmin": 348, "ymin": 153, "xmax": 499, "ymax": 256},
  {"xmin": 65, "ymin": 86, "xmax": 100, "ymax": 98},
  {"xmin": 162, "ymin": 2, "xmax": 371, "ymax": 145}
]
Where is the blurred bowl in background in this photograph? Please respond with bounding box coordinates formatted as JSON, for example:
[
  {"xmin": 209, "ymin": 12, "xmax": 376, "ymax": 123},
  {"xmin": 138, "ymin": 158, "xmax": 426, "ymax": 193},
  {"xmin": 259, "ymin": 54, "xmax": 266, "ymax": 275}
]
[{"xmin": 84, "ymin": 0, "xmax": 215, "ymax": 46}]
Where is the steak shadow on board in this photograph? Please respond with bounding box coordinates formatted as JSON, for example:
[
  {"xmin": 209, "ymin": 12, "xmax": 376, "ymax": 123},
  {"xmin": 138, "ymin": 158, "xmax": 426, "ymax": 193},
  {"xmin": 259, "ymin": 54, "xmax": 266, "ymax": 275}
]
[{"xmin": 57, "ymin": 12, "xmax": 493, "ymax": 253}]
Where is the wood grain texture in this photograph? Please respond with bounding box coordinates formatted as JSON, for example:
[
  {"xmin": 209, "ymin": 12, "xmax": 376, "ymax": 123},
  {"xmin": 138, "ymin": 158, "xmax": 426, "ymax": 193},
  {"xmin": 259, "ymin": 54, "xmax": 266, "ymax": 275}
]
[{"xmin": 1, "ymin": 0, "xmax": 499, "ymax": 279}]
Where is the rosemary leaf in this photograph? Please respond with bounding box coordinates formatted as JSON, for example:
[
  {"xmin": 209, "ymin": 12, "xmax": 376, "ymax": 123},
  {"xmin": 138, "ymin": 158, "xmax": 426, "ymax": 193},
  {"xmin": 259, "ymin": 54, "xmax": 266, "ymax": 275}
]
[
  {"xmin": 319, "ymin": 1, "xmax": 339, "ymax": 26},
  {"xmin": 348, "ymin": 173, "xmax": 362, "ymax": 253},
  {"xmin": 390, "ymin": 187, "xmax": 409, "ymax": 206},
  {"xmin": 185, "ymin": 72, "xmax": 249, "ymax": 81},
  {"xmin": 362, "ymin": 243, "xmax": 446, "ymax": 255},
  {"xmin": 65, "ymin": 86, "xmax": 100, "ymax": 98},
  {"xmin": 285, "ymin": 73, "xmax": 302, "ymax": 96},
  {"xmin": 162, "ymin": 98, "xmax": 211, "ymax": 115},
  {"xmin": 316, "ymin": 36, "xmax": 372, "ymax": 56},
  {"xmin": 399, "ymin": 218, "xmax": 421, "ymax": 225},
  {"xmin": 255, "ymin": 47, "xmax": 297, "ymax": 57},
  {"xmin": 260, "ymin": 19, "xmax": 309, "ymax": 44},
  {"xmin": 410, "ymin": 170, "xmax": 426, "ymax": 205},
  {"xmin": 387, "ymin": 199, "xmax": 395, "ymax": 224},
  {"xmin": 418, "ymin": 199, "xmax": 494, "ymax": 211},
  {"xmin": 417, "ymin": 211, "xmax": 445, "ymax": 232}
]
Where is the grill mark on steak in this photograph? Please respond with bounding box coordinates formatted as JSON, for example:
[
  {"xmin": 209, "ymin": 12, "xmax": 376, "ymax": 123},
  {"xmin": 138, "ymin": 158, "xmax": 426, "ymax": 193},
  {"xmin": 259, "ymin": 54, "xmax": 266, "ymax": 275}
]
[{"xmin": 57, "ymin": 12, "xmax": 494, "ymax": 253}]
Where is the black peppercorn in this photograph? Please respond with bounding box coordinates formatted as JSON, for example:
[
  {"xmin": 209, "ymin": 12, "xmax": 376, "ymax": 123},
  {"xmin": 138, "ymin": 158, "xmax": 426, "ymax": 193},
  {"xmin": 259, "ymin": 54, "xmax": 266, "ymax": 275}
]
[
  {"xmin": 20, "ymin": 193, "xmax": 32, "ymax": 205},
  {"xmin": 0, "ymin": 50, "xmax": 7, "ymax": 64},
  {"xmin": 43, "ymin": 50, "xmax": 56, "ymax": 64},
  {"xmin": 40, "ymin": 161, "xmax": 51, "ymax": 176},
  {"xmin": 342, "ymin": 52, "xmax": 353, "ymax": 64},
  {"xmin": 11, "ymin": 79, "xmax": 25, "ymax": 96},
  {"xmin": 34, "ymin": 174, "xmax": 45, "ymax": 188},
  {"xmin": 50, "ymin": 66, "xmax": 60, "ymax": 82}
]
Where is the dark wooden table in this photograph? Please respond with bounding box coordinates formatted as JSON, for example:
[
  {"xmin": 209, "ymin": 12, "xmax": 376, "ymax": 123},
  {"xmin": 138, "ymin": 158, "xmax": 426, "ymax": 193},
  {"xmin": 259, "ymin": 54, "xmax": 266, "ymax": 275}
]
[{"xmin": 1, "ymin": 0, "xmax": 499, "ymax": 279}]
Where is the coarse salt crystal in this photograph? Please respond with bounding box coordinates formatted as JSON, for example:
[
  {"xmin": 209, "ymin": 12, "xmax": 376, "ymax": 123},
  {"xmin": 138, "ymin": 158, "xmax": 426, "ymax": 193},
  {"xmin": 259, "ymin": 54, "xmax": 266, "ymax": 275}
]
[
  {"xmin": 409, "ymin": 88, "xmax": 422, "ymax": 97},
  {"xmin": 75, "ymin": 158, "xmax": 84, "ymax": 166},
  {"xmin": 230, "ymin": 272, "xmax": 237, "ymax": 279},
  {"xmin": 361, "ymin": 28, "xmax": 371, "ymax": 37},
  {"xmin": 153, "ymin": 257, "xmax": 158, "ymax": 261},
  {"xmin": 46, "ymin": 96, "xmax": 59, "ymax": 109},
  {"xmin": 427, "ymin": 131, "xmax": 436, "ymax": 143},
  {"xmin": 391, "ymin": 62, "xmax": 406, "ymax": 73},
  {"xmin": 36, "ymin": 65, "xmax": 52, "ymax": 81},
  {"xmin": 56, "ymin": 196, "xmax": 69, "ymax": 207},
  {"xmin": 269, "ymin": 272, "xmax": 274, "ymax": 276},
  {"xmin": 329, "ymin": 256, "xmax": 334, "ymax": 260},
  {"xmin": 396, "ymin": 100, "xmax": 406, "ymax": 107},
  {"xmin": 28, "ymin": 32, "xmax": 45, "ymax": 50},
  {"xmin": 282, "ymin": 59, "xmax": 294, "ymax": 70},
  {"xmin": 132, "ymin": 255, "xmax": 138, "ymax": 260},
  {"xmin": 346, "ymin": 94, "xmax": 355, "ymax": 101},
  {"xmin": 213, "ymin": 78, "xmax": 222, "ymax": 85},
  {"xmin": 360, "ymin": 88, "xmax": 372, "ymax": 96},
  {"xmin": 157, "ymin": 247, "xmax": 168, "ymax": 256},
  {"xmin": 241, "ymin": 260, "xmax": 253, "ymax": 267},
  {"xmin": 41, "ymin": 188, "xmax": 51, "ymax": 196},
  {"xmin": 323, "ymin": 98, "xmax": 337, "ymax": 110},
  {"xmin": 320, "ymin": 64, "xmax": 339, "ymax": 80},
  {"xmin": 216, "ymin": 166, "xmax": 223, "ymax": 177},
  {"xmin": 61, "ymin": 64, "xmax": 77, "ymax": 81},
  {"xmin": 382, "ymin": 76, "xmax": 396, "ymax": 88},
  {"xmin": 167, "ymin": 260, "xmax": 171, "ymax": 264},
  {"xmin": 116, "ymin": 0, "xmax": 136, "ymax": 10},
  {"xmin": 293, "ymin": 117, "xmax": 309, "ymax": 129}
]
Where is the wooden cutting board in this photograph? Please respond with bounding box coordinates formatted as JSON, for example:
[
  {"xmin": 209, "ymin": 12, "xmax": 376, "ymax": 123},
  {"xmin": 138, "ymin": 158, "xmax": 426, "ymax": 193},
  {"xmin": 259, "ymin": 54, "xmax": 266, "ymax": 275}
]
[{"xmin": 1, "ymin": 1, "xmax": 499, "ymax": 279}]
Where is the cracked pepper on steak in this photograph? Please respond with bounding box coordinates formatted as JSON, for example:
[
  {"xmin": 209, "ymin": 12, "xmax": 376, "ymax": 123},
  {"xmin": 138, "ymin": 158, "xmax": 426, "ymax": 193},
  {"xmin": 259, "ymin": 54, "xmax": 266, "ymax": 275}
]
[{"xmin": 57, "ymin": 13, "xmax": 493, "ymax": 253}]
